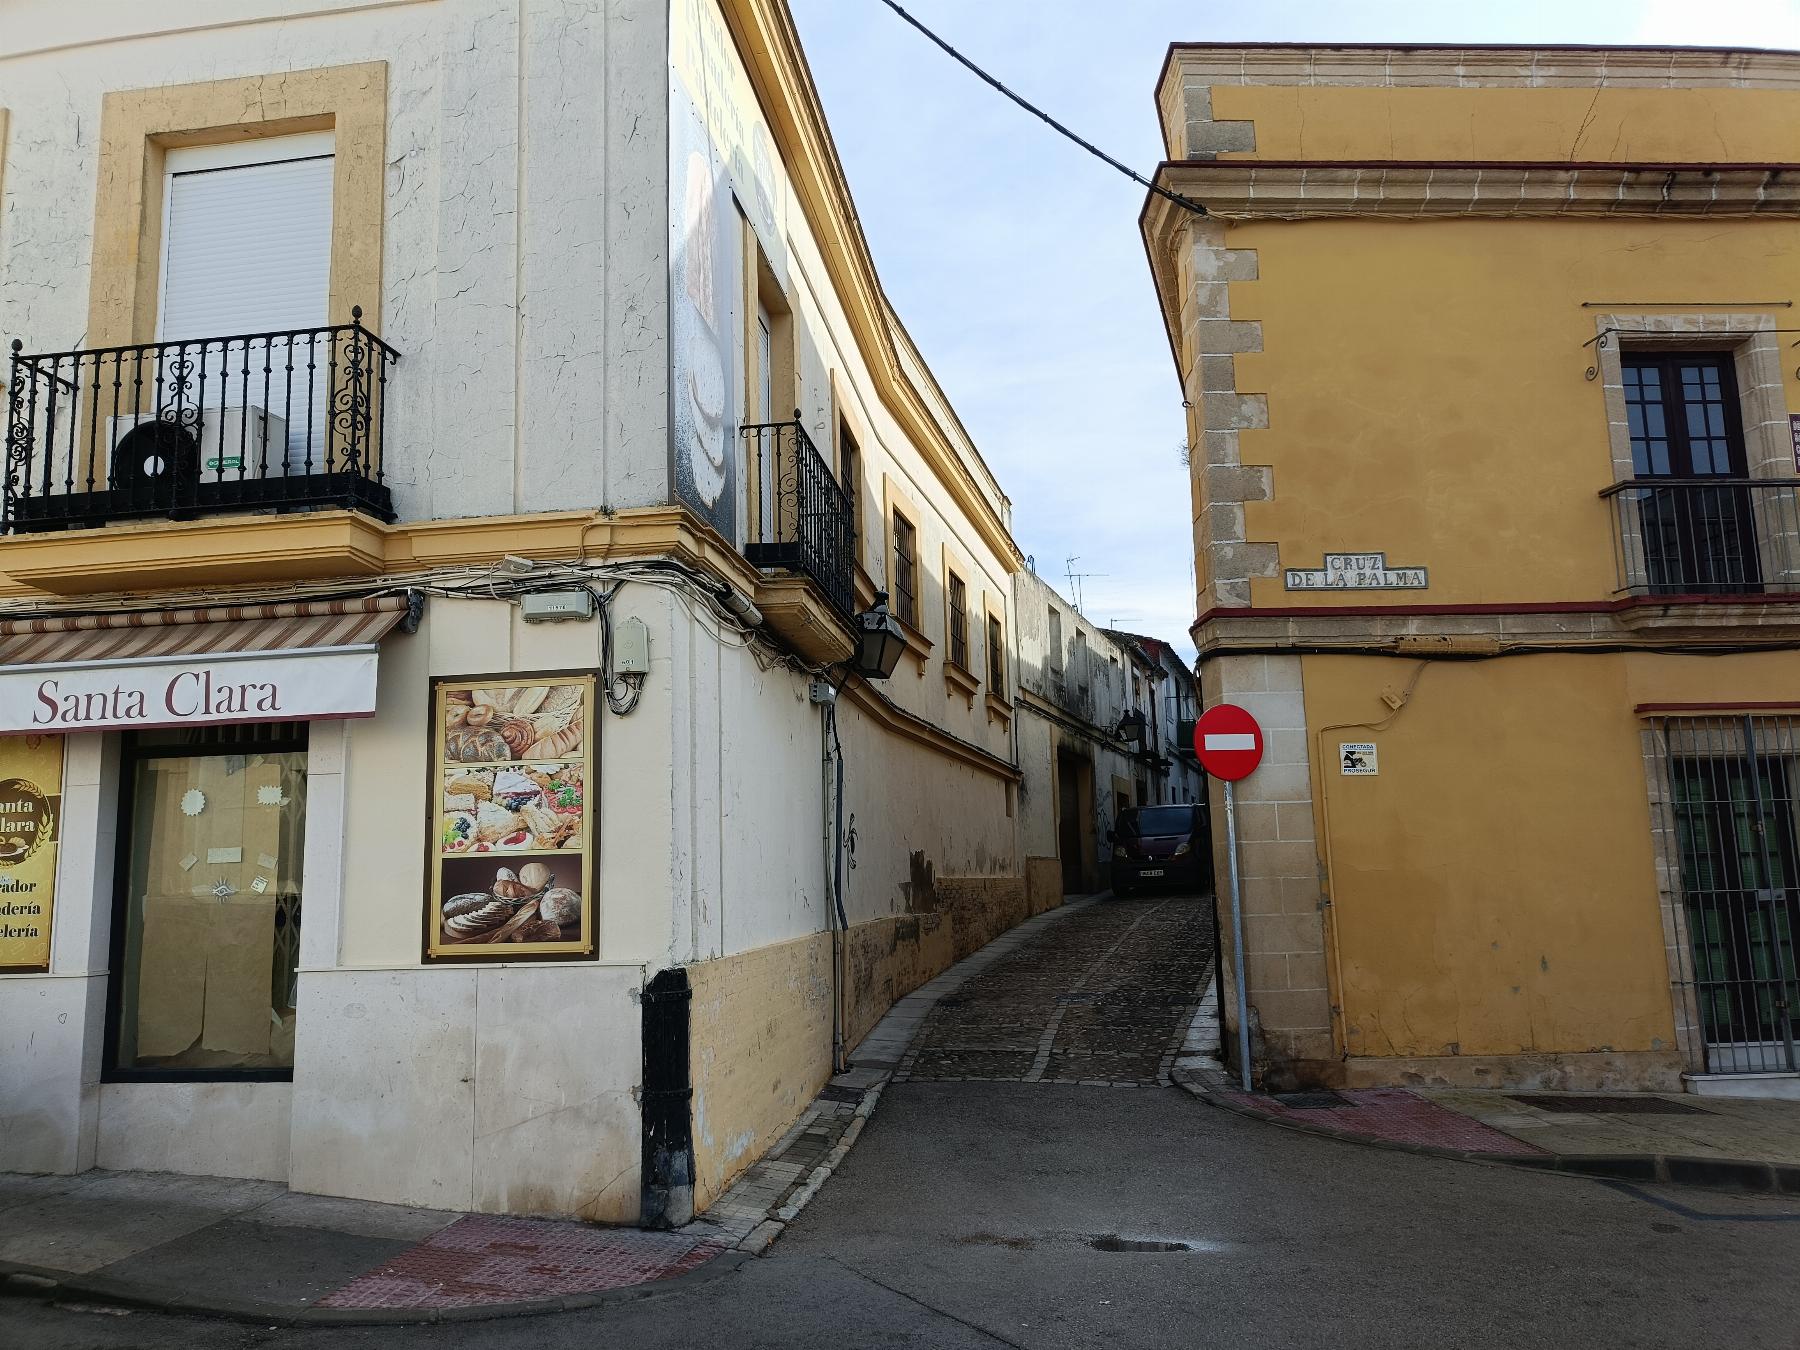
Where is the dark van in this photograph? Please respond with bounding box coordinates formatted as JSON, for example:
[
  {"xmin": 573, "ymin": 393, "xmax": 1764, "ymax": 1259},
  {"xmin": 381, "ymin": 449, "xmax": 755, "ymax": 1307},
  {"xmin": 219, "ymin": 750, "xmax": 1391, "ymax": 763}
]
[{"xmin": 1109, "ymin": 803, "xmax": 1208, "ymax": 897}]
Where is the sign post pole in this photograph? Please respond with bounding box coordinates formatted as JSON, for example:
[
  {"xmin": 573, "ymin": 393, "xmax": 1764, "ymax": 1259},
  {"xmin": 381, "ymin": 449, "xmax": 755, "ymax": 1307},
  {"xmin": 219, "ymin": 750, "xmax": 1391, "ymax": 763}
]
[
  {"xmin": 1222, "ymin": 778, "xmax": 1252, "ymax": 1092},
  {"xmin": 1193, "ymin": 702, "xmax": 1265, "ymax": 1094}
]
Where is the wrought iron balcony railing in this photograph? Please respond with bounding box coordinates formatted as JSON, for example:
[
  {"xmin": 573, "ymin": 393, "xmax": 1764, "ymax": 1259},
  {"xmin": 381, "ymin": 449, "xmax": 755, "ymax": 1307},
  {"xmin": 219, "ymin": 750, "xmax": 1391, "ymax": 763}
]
[
  {"xmin": 1601, "ymin": 478, "xmax": 1800, "ymax": 597},
  {"xmin": 740, "ymin": 417, "xmax": 854, "ymax": 618},
  {"xmin": 5, "ymin": 310, "xmax": 398, "ymax": 533}
]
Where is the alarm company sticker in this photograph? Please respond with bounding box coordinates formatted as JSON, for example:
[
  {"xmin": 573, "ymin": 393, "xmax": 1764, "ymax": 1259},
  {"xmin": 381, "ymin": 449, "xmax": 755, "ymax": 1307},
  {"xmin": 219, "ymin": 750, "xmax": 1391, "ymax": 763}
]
[{"xmin": 1340, "ymin": 743, "xmax": 1378, "ymax": 776}]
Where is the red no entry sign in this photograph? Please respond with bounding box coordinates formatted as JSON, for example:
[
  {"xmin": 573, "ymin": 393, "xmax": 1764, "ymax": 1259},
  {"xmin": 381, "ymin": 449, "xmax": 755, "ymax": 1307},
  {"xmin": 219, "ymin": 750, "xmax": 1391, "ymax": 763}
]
[{"xmin": 1194, "ymin": 703, "xmax": 1264, "ymax": 781}]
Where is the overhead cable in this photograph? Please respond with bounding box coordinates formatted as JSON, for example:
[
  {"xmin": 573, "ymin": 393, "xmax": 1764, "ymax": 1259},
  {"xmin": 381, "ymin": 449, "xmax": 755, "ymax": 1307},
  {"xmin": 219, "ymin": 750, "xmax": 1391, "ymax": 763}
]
[{"xmin": 870, "ymin": 0, "xmax": 1207, "ymax": 217}]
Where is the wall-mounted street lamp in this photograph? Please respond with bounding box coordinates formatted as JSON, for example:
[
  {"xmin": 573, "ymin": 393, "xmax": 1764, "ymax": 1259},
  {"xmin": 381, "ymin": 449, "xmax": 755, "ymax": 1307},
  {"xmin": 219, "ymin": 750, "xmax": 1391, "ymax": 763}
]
[
  {"xmin": 1115, "ymin": 709, "xmax": 1148, "ymax": 745},
  {"xmin": 853, "ymin": 591, "xmax": 908, "ymax": 680}
]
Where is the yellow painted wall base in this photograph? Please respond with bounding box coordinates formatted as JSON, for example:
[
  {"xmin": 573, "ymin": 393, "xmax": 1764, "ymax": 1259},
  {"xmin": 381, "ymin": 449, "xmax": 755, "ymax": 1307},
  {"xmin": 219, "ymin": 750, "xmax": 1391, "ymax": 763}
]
[
  {"xmin": 688, "ymin": 872, "xmax": 1051, "ymax": 1212},
  {"xmin": 1024, "ymin": 857, "xmax": 1064, "ymax": 918},
  {"xmin": 844, "ymin": 912, "xmax": 955, "ymax": 1051},
  {"xmin": 1337, "ymin": 1050, "xmax": 1687, "ymax": 1094},
  {"xmin": 936, "ymin": 876, "xmax": 1031, "ymax": 963},
  {"xmin": 688, "ymin": 930, "xmax": 832, "ymax": 1214}
]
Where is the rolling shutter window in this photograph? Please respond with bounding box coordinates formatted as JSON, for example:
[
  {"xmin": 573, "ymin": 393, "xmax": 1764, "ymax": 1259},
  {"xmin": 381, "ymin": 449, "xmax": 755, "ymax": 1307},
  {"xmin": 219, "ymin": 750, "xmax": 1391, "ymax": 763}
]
[{"xmin": 159, "ymin": 143, "xmax": 335, "ymax": 343}]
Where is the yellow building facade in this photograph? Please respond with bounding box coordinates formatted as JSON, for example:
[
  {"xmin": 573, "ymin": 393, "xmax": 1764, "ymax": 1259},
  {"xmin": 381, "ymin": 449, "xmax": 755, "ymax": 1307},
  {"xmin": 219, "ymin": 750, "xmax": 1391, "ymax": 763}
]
[{"xmin": 1144, "ymin": 45, "xmax": 1800, "ymax": 1094}]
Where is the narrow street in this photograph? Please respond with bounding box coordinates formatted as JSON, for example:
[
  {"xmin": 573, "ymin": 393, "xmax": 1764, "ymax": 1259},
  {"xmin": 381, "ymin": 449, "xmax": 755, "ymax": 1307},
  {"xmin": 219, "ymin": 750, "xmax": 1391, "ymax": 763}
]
[{"xmin": 9, "ymin": 891, "xmax": 1800, "ymax": 1349}]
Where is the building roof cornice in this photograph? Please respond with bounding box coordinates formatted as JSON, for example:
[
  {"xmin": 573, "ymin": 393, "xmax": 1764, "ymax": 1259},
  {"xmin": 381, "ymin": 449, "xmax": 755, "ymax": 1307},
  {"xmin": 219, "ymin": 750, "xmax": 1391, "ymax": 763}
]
[
  {"xmin": 720, "ymin": 0, "xmax": 1023, "ymax": 570},
  {"xmin": 1151, "ymin": 160, "xmax": 1800, "ymax": 221},
  {"xmin": 1156, "ymin": 43, "xmax": 1800, "ymax": 110}
]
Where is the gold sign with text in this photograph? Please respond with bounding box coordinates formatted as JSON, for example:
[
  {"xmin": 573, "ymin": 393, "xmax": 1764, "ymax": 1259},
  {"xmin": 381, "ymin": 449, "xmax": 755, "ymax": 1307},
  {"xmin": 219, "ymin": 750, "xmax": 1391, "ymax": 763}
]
[{"xmin": 0, "ymin": 735, "xmax": 63, "ymax": 972}]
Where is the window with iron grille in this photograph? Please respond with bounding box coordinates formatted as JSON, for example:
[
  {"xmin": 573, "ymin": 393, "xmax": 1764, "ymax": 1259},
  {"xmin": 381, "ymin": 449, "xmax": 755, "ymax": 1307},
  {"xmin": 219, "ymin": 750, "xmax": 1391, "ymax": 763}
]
[
  {"xmin": 947, "ymin": 573, "xmax": 969, "ymax": 669},
  {"xmin": 987, "ymin": 613, "xmax": 1006, "ymax": 696},
  {"xmin": 1647, "ymin": 714, "xmax": 1800, "ymax": 1077},
  {"xmin": 892, "ymin": 510, "xmax": 917, "ymax": 627}
]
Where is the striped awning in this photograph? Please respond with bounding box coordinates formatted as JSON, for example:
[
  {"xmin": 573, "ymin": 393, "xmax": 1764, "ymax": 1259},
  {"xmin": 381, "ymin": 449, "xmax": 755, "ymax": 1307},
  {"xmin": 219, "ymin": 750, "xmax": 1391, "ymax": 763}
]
[
  {"xmin": 0, "ymin": 595, "xmax": 417, "ymax": 668},
  {"xmin": 0, "ymin": 593, "xmax": 420, "ymax": 734}
]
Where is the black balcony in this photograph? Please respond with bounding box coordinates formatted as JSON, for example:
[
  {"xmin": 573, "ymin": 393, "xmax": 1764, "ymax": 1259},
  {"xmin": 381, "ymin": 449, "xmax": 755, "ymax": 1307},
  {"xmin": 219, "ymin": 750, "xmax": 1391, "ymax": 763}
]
[
  {"xmin": 1602, "ymin": 478, "xmax": 1800, "ymax": 597},
  {"xmin": 4, "ymin": 311, "xmax": 398, "ymax": 533},
  {"xmin": 740, "ymin": 418, "xmax": 853, "ymax": 618}
]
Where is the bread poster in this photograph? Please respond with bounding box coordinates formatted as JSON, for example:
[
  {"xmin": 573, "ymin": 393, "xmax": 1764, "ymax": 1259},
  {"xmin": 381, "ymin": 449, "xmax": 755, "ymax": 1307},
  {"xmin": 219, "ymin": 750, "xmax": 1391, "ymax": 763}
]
[{"xmin": 426, "ymin": 677, "xmax": 595, "ymax": 961}]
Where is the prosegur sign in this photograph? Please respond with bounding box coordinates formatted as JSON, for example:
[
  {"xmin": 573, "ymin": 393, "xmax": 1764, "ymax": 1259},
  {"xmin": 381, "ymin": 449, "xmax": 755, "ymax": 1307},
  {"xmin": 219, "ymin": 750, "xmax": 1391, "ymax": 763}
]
[
  {"xmin": 0, "ymin": 735, "xmax": 62, "ymax": 973},
  {"xmin": 1285, "ymin": 552, "xmax": 1427, "ymax": 591},
  {"xmin": 0, "ymin": 649, "xmax": 379, "ymax": 735}
]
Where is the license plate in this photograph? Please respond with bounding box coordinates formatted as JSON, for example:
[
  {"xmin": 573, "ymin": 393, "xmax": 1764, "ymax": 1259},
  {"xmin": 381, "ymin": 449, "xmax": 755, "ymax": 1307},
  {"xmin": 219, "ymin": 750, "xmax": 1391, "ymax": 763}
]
[{"xmin": 1140, "ymin": 869, "xmax": 1164, "ymax": 878}]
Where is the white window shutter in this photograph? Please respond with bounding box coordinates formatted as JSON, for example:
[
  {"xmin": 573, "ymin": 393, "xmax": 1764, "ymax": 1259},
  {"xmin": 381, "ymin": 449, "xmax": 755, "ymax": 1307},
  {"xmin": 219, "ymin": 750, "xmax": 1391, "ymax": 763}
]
[{"xmin": 159, "ymin": 152, "xmax": 335, "ymax": 342}]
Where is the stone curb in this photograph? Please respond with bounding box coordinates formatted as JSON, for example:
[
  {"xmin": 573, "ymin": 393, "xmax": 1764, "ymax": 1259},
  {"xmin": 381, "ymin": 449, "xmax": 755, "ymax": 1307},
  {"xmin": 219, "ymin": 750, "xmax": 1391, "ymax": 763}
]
[
  {"xmin": 1170, "ymin": 1066, "xmax": 1800, "ymax": 1197},
  {"xmin": 716, "ymin": 893, "xmax": 1107, "ymax": 1257},
  {"xmin": 0, "ymin": 1250, "xmax": 754, "ymax": 1328}
]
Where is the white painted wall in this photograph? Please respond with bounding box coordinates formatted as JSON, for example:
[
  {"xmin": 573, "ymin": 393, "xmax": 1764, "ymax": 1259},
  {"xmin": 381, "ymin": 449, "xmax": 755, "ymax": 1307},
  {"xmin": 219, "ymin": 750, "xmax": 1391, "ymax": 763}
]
[
  {"xmin": 0, "ymin": 733, "xmax": 113, "ymax": 1175},
  {"xmin": 666, "ymin": 0, "xmax": 1021, "ymax": 967},
  {"xmin": 0, "ymin": 0, "xmax": 672, "ymax": 524},
  {"xmin": 97, "ymin": 1083, "xmax": 291, "ymax": 1182},
  {"xmin": 1013, "ymin": 568, "xmax": 1178, "ymax": 864},
  {"xmin": 0, "ymin": 0, "xmax": 1030, "ymax": 1213}
]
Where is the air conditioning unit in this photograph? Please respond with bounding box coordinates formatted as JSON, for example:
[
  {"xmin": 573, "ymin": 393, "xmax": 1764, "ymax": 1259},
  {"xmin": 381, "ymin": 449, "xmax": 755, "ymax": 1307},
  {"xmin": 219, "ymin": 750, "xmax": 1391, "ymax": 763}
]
[{"xmin": 105, "ymin": 406, "xmax": 287, "ymax": 480}]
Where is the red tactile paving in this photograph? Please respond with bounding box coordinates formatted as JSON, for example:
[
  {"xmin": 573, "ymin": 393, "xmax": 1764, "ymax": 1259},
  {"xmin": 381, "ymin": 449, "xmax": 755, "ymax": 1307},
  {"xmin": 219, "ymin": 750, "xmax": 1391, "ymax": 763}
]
[
  {"xmin": 318, "ymin": 1215, "xmax": 728, "ymax": 1310},
  {"xmin": 1222, "ymin": 1087, "xmax": 1545, "ymax": 1156}
]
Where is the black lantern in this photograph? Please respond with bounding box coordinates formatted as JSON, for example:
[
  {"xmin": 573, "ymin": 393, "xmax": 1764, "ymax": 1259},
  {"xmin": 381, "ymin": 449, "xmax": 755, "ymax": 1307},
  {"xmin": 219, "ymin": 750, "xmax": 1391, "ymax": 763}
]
[
  {"xmin": 1116, "ymin": 709, "xmax": 1148, "ymax": 745},
  {"xmin": 853, "ymin": 591, "xmax": 907, "ymax": 680}
]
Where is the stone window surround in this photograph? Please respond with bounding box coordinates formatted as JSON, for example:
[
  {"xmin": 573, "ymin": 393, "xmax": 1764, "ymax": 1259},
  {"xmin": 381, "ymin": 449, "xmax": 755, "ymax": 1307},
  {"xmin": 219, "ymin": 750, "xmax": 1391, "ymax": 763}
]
[
  {"xmin": 88, "ymin": 63, "xmax": 388, "ymax": 348},
  {"xmin": 880, "ymin": 472, "xmax": 932, "ymax": 670},
  {"xmin": 1593, "ymin": 312, "xmax": 1792, "ymax": 484}
]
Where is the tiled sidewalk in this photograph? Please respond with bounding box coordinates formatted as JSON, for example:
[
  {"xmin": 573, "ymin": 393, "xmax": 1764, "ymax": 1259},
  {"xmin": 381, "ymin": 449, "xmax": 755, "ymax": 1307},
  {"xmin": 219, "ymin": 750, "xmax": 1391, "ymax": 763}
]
[
  {"xmin": 1216, "ymin": 1086, "xmax": 1546, "ymax": 1155},
  {"xmin": 319, "ymin": 1214, "xmax": 726, "ymax": 1311},
  {"xmin": 0, "ymin": 1170, "xmax": 734, "ymax": 1323},
  {"xmin": 1174, "ymin": 987, "xmax": 1800, "ymax": 1190},
  {"xmin": 1429, "ymin": 1088, "xmax": 1800, "ymax": 1166}
]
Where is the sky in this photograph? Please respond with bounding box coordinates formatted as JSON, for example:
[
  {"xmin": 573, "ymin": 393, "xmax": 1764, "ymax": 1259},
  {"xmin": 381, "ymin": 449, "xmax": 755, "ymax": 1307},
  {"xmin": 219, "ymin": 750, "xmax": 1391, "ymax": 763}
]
[{"xmin": 786, "ymin": 0, "xmax": 1800, "ymax": 658}]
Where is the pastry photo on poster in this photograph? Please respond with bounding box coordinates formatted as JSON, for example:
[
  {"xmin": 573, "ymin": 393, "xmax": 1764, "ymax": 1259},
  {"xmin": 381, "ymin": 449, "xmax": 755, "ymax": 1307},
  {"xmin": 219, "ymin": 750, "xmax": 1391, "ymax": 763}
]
[{"xmin": 427, "ymin": 678, "xmax": 595, "ymax": 961}]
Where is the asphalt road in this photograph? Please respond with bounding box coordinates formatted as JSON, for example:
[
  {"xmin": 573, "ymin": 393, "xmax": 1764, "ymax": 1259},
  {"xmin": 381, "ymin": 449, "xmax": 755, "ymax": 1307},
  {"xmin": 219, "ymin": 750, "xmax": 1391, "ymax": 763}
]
[{"xmin": 8, "ymin": 892, "xmax": 1799, "ymax": 1349}]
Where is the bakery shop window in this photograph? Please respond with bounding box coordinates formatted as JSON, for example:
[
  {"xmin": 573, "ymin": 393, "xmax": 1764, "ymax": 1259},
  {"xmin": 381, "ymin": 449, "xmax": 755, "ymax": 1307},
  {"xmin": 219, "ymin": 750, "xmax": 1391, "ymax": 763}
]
[
  {"xmin": 428, "ymin": 676, "xmax": 595, "ymax": 962},
  {"xmin": 107, "ymin": 724, "xmax": 308, "ymax": 1078}
]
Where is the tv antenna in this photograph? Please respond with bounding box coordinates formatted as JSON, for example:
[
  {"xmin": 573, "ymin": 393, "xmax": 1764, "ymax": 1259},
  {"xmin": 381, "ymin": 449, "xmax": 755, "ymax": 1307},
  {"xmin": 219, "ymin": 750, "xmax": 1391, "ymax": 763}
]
[{"xmin": 1065, "ymin": 556, "xmax": 1106, "ymax": 615}]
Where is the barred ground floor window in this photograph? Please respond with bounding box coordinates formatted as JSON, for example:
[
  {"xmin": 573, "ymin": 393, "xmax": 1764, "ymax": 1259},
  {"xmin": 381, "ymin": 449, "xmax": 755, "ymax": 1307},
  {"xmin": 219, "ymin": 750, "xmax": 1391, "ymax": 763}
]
[{"xmin": 1646, "ymin": 715, "xmax": 1800, "ymax": 1076}]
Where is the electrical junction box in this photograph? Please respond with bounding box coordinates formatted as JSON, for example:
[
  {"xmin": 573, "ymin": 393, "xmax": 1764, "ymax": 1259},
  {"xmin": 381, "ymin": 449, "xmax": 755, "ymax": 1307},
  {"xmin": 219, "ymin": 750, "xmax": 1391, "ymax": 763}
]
[
  {"xmin": 520, "ymin": 590, "xmax": 594, "ymax": 623},
  {"xmin": 613, "ymin": 616, "xmax": 651, "ymax": 675}
]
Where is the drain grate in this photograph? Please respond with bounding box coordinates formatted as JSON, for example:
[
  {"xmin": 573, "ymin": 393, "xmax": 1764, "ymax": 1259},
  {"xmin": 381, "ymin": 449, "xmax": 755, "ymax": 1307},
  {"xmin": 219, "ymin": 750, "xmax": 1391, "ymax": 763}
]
[
  {"xmin": 1272, "ymin": 1090, "xmax": 1348, "ymax": 1109},
  {"xmin": 1510, "ymin": 1094, "xmax": 1712, "ymax": 1115}
]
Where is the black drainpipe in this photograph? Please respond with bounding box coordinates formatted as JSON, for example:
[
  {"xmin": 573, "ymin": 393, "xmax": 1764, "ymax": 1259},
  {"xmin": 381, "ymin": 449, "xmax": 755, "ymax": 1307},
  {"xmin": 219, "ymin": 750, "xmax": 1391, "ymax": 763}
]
[{"xmin": 640, "ymin": 967, "xmax": 695, "ymax": 1229}]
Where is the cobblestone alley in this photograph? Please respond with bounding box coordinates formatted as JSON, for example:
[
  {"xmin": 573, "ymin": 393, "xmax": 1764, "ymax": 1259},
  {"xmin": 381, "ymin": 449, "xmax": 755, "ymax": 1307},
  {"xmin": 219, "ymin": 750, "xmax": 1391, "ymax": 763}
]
[{"xmin": 898, "ymin": 893, "xmax": 1215, "ymax": 1088}]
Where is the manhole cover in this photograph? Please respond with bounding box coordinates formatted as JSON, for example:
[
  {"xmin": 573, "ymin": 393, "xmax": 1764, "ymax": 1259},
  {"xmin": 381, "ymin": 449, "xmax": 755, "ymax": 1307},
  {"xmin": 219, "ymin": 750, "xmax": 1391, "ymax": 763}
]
[
  {"xmin": 1090, "ymin": 1235, "xmax": 1192, "ymax": 1253},
  {"xmin": 1273, "ymin": 1090, "xmax": 1348, "ymax": 1109},
  {"xmin": 817, "ymin": 1085, "xmax": 861, "ymax": 1103},
  {"xmin": 1509, "ymin": 1094, "xmax": 1712, "ymax": 1115}
]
